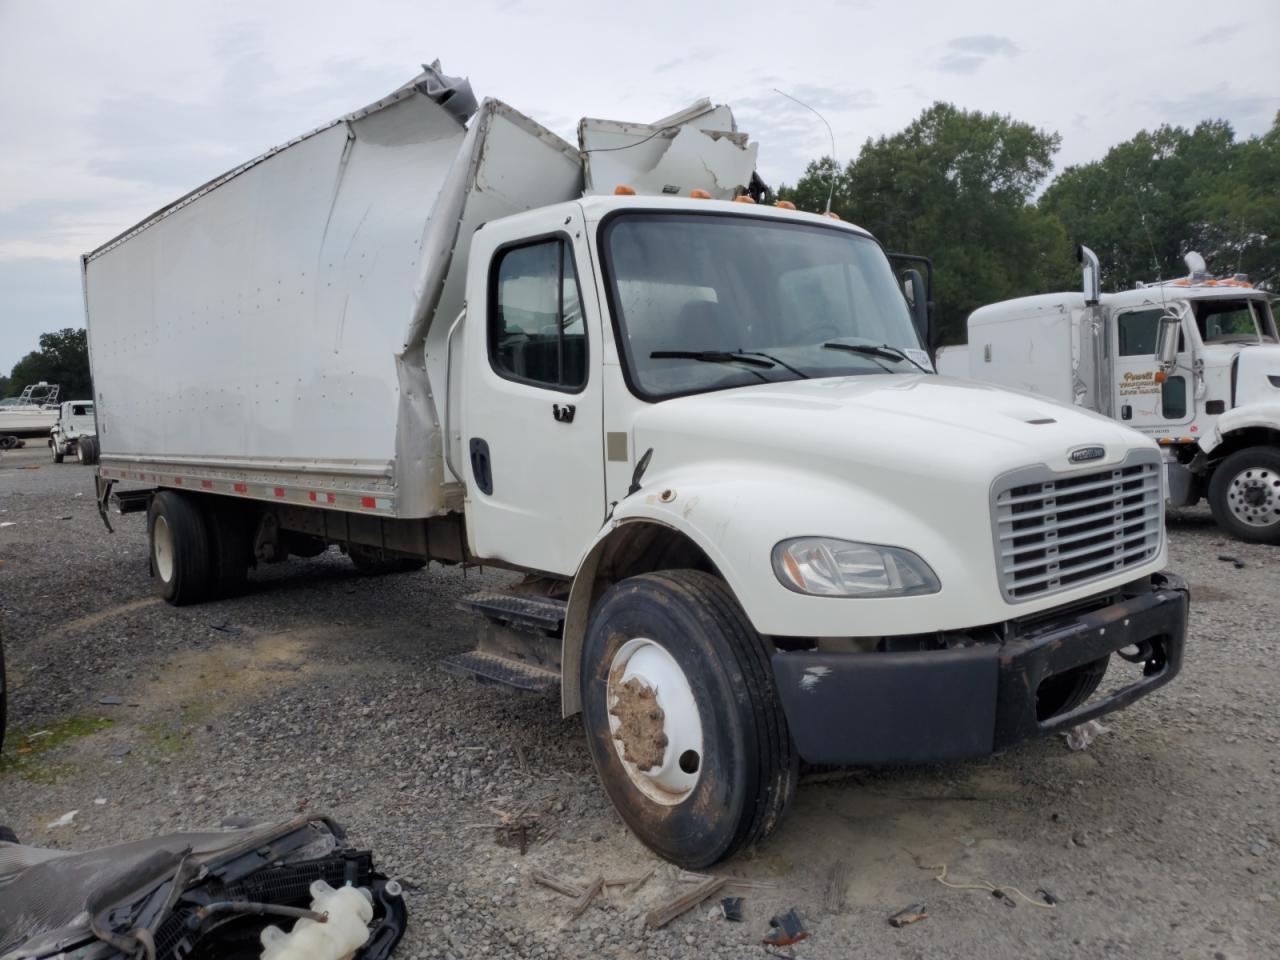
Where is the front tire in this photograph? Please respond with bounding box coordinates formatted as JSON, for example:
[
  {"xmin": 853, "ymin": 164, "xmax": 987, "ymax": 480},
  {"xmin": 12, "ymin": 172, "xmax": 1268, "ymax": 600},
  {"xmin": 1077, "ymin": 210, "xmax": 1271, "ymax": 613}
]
[
  {"xmin": 50, "ymin": 439, "xmax": 64, "ymax": 463},
  {"xmin": 581, "ymin": 570, "xmax": 796, "ymax": 868},
  {"xmin": 1208, "ymin": 447, "xmax": 1280, "ymax": 544},
  {"xmin": 148, "ymin": 491, "xmax": 214, "ymax": 605}
]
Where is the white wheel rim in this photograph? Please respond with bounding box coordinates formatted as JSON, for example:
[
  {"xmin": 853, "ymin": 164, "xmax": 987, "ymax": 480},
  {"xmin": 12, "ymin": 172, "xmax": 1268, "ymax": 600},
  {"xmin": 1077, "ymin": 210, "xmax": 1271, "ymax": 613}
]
[
  {"xmin": 606, "ymin": 637, "xmax": 704, "ymax": 805},
  {"xmin": 153, "ymin": 515, "xmax": 175, "ymax": 583},
  {"xmin": 1226, "ymin": 466, "xmax": 1280, "ymax": 527}
]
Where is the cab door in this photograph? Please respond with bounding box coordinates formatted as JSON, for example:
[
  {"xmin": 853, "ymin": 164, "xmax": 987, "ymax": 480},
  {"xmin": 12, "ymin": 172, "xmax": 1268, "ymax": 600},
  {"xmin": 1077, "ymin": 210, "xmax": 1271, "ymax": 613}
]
[
  {"xmin": 1112, "ymin": 307, "xmax": 1193, "ymax": 432},
  {"xmin": 460, "ymin": 207, "xmax": 606, "ymax": 575}
]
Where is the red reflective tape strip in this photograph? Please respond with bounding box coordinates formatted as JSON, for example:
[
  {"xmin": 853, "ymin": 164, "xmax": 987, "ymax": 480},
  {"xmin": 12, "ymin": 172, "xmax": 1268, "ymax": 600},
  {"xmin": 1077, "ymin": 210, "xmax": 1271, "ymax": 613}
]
[
  {"xmin": 234, "ymin": 483, "xmax": 247, "ymax": 493},
  {"xmin": 174, "ymin": 477, "xmax": 183, "ymax": 485},
  {"xmin": 308, "ymin": 491, "xmax": 317, "ymax": 502},
  {"xmin": 360, "ymin": 496, "xmax": 376, "ymax": 508},
  {"xmin": 326, "ymin": 493, "xmax": 336, "ymax": 504},
  {"xmin": 274, "ymin": 487, "xmax": 285, "ymax": 498},
  {"xmin": 201, "ymin": 480, "xmax": 213, "ymax": 489}
]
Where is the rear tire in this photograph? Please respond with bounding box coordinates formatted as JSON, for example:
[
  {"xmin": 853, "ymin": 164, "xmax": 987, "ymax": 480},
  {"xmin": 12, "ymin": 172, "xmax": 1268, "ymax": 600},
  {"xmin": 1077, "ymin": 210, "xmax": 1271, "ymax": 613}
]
[
  {"xmin": 581, "ymin": 570, "xmax": 796, "ymax": 868},
  {"xmin": 148, "ymin": 491, "xmax": 214, "ymax": 605},
  {"xmin": 76, "ymin": 436, "xmax": 99, "ymax": 465},
  {"xmin": 1208, "ymin": 447, "xmax": 1280, "ymax": 544},
  {"xmin": 202, "ymin": 499, "xmax": 254, "ymax": 599}
]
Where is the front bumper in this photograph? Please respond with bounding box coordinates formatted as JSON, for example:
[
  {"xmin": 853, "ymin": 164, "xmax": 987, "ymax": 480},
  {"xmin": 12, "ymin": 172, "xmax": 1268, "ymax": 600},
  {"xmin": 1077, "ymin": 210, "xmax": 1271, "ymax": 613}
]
[{"xmin": 771, "ymin": 573, "xmax": 1188, "ymax": 765}]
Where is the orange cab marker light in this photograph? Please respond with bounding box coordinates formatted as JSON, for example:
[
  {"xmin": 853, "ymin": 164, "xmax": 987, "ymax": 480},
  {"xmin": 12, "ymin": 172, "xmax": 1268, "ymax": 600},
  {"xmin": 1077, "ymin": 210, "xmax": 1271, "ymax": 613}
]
[
  {"xmin": 733, "ymin": 194, "xmax": 756, "ymax": 204},
  {"xmin": 1158, "ymin": 437, "xmax": 1174, "ymax": 445},
  {"xmin": 775, "ymin": 200, "xmax": 796, "ymax": 210},
  {"xmin": 614, "ymin": 185, "xmax": 636, "ymax": 196},
  {"xmin": 690, "ymin": 188, "xmax": 711, "ymax": 199},
  {"xmin": 1179, "ymin": 436, "xmax": 1194, "ymax": 444},
  {"xmin": 824, "ymin": 211, "xmax": 841, "ymax": 219},
  {"xmin": 1154, "ymin": 370, "xmax": 1167, "ymax": 384}
]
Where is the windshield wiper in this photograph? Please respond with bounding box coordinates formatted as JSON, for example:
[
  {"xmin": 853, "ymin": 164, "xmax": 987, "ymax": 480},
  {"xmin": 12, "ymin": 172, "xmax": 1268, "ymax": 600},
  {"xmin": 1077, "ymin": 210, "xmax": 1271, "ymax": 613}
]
[
  {"xmin": 734, "ymin": 350, "xmax": 811, "ymax": 379},
  {"xmin": 822, "ymin": 342, "xmax": 930, "ymax": 373},
  {"xmin": 650, "ymin": 350, "xmax": 775, "ymax": 369}
]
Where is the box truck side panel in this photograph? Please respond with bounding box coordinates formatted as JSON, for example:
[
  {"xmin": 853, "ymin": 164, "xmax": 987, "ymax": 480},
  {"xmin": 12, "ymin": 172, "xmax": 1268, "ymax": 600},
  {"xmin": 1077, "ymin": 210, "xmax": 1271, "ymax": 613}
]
[{"xmin": 86, "ymin": 93, "xmax": 469, "ymax": 483}]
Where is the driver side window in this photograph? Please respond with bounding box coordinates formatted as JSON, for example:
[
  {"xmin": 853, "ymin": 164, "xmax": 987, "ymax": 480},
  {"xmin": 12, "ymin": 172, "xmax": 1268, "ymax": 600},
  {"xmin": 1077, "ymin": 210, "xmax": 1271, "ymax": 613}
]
[
  {"xmin": 490, "ymin": 238, "xmax": 586, "ymax": 391},
  {"xmin": 1117, "ymin": 309, "xmax": 1161, "ymax": 356}
]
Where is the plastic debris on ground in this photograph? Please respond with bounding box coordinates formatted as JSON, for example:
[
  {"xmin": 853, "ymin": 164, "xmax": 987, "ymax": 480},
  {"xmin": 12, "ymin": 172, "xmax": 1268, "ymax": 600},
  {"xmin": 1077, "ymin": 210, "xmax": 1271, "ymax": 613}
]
[
  {"xmin": 0, "ymin": 815, "xmax": 407, "ymax": 960},
  {"xmin": 762, "ymin": 908, "xmax": 809, "ymax": 946},
  {"xmin": 888, "ymin": 903, "xmax": 928, "ymax": 927},
  {"xmin": 1064, "ymin": 718, "xmax": 1110, "ymax": 750}
]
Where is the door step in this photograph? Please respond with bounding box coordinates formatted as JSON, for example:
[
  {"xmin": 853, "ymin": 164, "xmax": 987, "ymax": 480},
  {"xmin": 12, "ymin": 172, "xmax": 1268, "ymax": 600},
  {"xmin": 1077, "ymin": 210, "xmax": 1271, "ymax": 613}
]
[
  {"xmin": 439, "ymin": 650, "xmax": 560, "ymax": 694},
  {"xmin": 457, "ymin": 591, "xmax": 566, "ymax": 636},
  {"xmin": 442, "ymin": 591, "xmax": 567, "ymax": 694}
]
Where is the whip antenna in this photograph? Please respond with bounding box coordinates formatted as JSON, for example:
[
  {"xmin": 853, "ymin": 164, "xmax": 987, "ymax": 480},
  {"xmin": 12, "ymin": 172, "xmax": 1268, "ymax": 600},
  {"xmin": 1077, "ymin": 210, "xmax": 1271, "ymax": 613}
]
[{"xmin": 774, "ymin": 88, "xmax": 838, "ymax": 213}]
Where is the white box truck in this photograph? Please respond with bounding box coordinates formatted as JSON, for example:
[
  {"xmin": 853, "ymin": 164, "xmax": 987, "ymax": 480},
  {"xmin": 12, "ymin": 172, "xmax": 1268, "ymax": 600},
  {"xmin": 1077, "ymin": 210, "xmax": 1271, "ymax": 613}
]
[
  {"xmin": 84, "ymin": 66, "xmax": 1189, "ymax": 867},
  {"xmin": 938, "ymin": 247, "xmax": 1280, "ymax": 543}
]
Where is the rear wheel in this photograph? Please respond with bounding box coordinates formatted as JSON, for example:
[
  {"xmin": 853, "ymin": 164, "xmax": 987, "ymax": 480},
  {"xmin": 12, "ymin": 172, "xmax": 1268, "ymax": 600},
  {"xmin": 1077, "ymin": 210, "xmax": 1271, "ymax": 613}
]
[
  {"xmin": 76, "ymin": 436, "xmax": 99, "ymax": 465},
  {"xmin": 202, "ymin": 500, "xmax": 254, "ymax": 599},
  {"xmin": 1208, "ymin": 447, "xmax": 1280, "ymax": 544},
  {"xmin": 581, "ymin": 570, "xmax": 796, "ymax": 868},
  {"xmin": 148, "ymin": 491, "xmax": 214, "ymax": 605}
]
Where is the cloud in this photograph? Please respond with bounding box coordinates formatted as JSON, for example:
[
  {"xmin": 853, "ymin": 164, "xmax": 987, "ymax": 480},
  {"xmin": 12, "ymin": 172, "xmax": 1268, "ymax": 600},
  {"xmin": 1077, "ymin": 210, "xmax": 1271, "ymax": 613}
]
[
  {"xmin": 733, "ymin": 84, "xmax": 878, "ymax": 185},
  {"xmin": 1200, "ymin": 23, "xmax": 1242, "ymax": 43},
  {"xmin": 1148, "ymin": 84, "xmax": 1279, "ymax": 127},
  {"xmin": 937, "ymin": 34, "xmax": 1019, "ymax": 74}
]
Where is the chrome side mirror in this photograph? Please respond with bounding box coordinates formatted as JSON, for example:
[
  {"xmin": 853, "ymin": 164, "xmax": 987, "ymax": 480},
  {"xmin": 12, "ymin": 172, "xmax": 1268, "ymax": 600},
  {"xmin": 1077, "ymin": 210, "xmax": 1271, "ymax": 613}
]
[{"xmin": 1155, "ymin": 307, "xmax": 1182, "ymax": 371}]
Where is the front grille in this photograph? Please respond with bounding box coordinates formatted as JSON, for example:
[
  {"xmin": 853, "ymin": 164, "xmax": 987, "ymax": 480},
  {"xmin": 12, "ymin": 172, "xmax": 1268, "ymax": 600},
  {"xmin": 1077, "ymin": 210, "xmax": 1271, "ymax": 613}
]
[{"xmin": 993, "ymin": 453, "xmax": 1162, "ymax": 602}]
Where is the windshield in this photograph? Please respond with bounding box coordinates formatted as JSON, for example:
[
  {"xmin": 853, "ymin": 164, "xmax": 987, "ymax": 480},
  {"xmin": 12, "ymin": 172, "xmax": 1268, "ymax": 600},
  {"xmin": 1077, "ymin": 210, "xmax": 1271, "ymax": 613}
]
[
  {"xmin": 602, "ymin": 213, "xmax": 925, "ymax": 400},
  {"xmin": 1192, "ymin": 298, "xmax": 1276, "ymax": 344}
]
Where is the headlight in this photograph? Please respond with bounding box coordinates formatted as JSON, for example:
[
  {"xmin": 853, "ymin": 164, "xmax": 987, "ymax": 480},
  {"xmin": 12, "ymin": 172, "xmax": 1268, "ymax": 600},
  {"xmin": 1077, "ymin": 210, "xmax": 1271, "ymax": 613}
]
[{"xmin": 772, "ymin": 537, "xmax": 941, "ymax": 597}]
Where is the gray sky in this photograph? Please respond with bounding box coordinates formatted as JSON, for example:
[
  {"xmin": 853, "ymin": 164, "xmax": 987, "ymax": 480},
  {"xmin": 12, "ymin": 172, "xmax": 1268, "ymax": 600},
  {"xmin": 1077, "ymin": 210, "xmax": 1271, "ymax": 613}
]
[{"xmin": 1, "ymin": 0, "xmax": 1277, "ymax": 371}]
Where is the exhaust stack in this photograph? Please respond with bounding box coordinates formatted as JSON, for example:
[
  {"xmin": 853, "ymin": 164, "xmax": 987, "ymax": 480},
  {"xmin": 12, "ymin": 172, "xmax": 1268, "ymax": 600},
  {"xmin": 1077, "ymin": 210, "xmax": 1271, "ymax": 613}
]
[{"xmin": 1077, "ymin": 245, "xmax": 1101, "ymax": 305}]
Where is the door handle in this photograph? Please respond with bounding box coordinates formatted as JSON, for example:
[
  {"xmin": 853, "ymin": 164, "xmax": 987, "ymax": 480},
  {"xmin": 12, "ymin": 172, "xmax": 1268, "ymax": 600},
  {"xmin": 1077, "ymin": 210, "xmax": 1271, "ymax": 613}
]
[
  {"xmin": 553, "ymin": 403, "xmax": 575, "ymax": 423},
  {"xmin": 1120, "ymin": 404, "xmax": 1132, "ymax": 421},
  {"xmin": 469, "ymin": 438, "xmax": 493, "ymax": 495}
]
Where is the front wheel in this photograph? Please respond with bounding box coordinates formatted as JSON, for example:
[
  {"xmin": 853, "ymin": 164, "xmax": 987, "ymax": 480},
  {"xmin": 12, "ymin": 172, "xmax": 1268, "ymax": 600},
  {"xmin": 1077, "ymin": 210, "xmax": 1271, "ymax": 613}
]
[
  {"xmin": 1208, "ymin": 447, "xmax": 1280, "ymax": 544},
  {"xmin": 581, "ymin": 570, "xmax": 796, "ymax": 868},
  {"xmin": 50, "ymin": 439, "xmax": 64, "ymax": 463}
]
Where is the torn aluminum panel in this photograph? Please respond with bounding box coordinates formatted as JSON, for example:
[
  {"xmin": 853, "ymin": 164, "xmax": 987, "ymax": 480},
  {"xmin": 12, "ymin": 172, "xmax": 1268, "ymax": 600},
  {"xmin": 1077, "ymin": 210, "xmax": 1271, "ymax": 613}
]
[{"xmin": 579, "ymin": 100, "xmax": 758, "ymax": 201}]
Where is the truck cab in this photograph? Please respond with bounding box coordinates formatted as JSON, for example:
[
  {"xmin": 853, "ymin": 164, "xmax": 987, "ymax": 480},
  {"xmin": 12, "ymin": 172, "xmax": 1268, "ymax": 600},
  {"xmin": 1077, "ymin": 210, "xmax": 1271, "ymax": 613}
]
[
  {"xmin": 48, "ymin": 400, "xmax": 97, "ymax": 464},
  {"xmin": 939, "ymin": 249, "xmax": 1280, "ymax": 542}
]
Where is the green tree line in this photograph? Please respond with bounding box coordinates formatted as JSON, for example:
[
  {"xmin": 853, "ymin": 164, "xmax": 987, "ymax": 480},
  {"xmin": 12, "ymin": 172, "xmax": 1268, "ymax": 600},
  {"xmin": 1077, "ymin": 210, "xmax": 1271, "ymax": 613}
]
[
  {"xmin": 3, "ymin": 328, "xmax": 92, "ymax": 399},
  {"xmin": 779, "ymin": 104, "xmax": 1279, "ymax": 346}
]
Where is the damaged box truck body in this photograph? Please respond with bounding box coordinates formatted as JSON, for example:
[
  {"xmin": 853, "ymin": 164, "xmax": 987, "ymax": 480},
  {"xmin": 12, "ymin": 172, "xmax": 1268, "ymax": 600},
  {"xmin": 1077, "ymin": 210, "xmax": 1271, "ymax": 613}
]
[{"xmin": 84, "ymin": 67, "xmax": 1190, "ymax": 868}]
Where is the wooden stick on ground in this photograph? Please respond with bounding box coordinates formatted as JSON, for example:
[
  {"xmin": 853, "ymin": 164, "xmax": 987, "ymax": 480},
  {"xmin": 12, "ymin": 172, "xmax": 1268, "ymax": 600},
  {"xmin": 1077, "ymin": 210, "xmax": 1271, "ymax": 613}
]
[
  {"xmin": 530, "ymin": 870, "xmax": 583, "ymax": 899},
  {"xmin": 569, "ymin": 875, "xmax": 604, "ymax": 920},
  {"xmin": 645, "ymin": 876, "xmax": 728, "ymax": 929}
]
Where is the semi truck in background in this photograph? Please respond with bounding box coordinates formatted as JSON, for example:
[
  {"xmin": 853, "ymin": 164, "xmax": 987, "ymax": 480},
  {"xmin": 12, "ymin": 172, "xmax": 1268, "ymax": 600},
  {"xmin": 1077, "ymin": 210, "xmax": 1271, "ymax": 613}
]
[
  {"xmin": 937, "ymin": 248, "xmax": 1280, "ymax": 543},
  {"xmin": 82, "ymin": 64, "xmax": 1189, "ymax": 867}
]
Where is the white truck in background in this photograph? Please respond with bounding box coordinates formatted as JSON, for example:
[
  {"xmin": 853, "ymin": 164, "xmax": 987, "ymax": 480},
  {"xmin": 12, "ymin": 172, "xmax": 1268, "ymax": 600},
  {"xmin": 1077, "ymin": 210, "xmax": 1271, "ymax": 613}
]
[
  {"xmin": 83, "ymin": 64, "xmax": 1189, "ymax": 867},
  {"xmin": 48, "ymin": 401, "xmax": 99, "ymax": 464},
  {"xmin": 937, "ymin": 248, "xmax": 1280, "ymax": 543}
]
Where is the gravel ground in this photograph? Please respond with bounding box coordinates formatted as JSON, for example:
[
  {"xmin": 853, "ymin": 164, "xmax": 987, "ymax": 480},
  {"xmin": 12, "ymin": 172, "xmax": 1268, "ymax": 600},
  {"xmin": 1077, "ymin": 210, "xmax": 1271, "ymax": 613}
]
[{"xmin": 1, "ymin": 442, "xmax": 1277, "ymax": 960}]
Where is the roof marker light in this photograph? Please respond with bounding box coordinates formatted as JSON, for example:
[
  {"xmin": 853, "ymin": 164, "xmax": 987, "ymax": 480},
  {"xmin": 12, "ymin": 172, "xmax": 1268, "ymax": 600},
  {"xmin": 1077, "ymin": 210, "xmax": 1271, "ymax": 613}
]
[
  {"xmin": 775, "ymin": 200, "xmax": 796, "ymax": 210},
  {"xmin": 614, "ymin": 185, "xmax": 636, "ymax": 196},
  {"xmin": 690, "ymin": 189, "xmax": 711, "ymax": 199},
  {"xmin": 733, "ymin": 195, "xmax": 756, "ymax": 204}
]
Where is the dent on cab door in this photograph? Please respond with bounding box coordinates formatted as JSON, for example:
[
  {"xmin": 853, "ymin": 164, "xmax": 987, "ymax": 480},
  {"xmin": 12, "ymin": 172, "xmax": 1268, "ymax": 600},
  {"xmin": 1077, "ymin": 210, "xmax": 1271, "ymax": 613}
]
[{"xmin": 461, "ymin": 212, "xmax": 607, "ymax": 575}]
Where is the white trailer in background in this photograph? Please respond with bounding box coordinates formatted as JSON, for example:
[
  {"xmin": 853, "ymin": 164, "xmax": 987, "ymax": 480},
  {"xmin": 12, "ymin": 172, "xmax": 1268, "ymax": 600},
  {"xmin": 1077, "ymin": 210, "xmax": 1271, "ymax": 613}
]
[
  {"xmin": 84, "ymin": 65, "xmax": 1189, "ymax": 867},
  {"xmin": 937, "ymin": 248, "xmax": 1280, "ymax": 542}
]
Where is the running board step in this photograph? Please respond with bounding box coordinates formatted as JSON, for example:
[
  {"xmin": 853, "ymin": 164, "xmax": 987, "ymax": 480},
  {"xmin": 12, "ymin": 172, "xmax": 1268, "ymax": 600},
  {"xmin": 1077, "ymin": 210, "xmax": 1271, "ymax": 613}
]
[
  {"xmin": 457, "ymin": 591, "xmax": 567, "ymax": 636},
  {"xmin": 439, "ymin": 650, "xmax": 560, "ymax": 694}
]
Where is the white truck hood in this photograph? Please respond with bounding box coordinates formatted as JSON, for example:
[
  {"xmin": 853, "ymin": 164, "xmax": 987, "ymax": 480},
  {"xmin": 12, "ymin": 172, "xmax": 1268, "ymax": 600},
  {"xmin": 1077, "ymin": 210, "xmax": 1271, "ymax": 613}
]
[
  {"xmin": 634, "ymin": 373, "xmax": 1150, "ymax": 482},
  {"xmin": 1232, "ymin": 343, "xmax": 1280, "ymax": 407},
  {"xmin": 625, "ymin": 373, "xmax": 1164, "ymax": 636}
]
